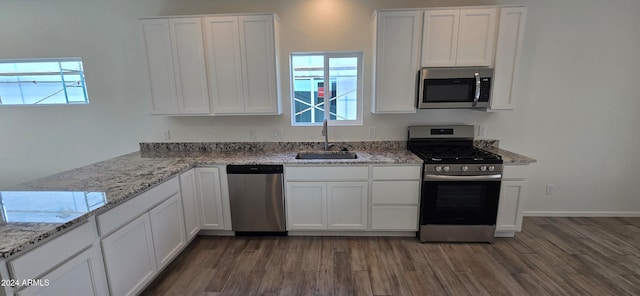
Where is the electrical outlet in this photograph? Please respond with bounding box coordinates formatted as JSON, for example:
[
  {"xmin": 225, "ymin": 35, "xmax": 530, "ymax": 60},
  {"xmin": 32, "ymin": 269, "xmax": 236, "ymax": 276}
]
[
  {"xmin": 478, "ymin": 125, "xmax": 487, "ymax": 137},
  {"xmin": 545, "ymin": 184, "xmax": 555, "ymax": 195},
  {"xmin": 248, "ymin": 129, "xmax": 257, "ymax": 139},
  {"xmin": 369, "ymin": 127, "xmax": 376, "ymax": 138},
  {"xmin": 163, "ymin": 129, "xmax": 170, "ymax": 141},
  {"xmin": 272, "ymin": 128, "xmax": 283, "ymax": 139}
]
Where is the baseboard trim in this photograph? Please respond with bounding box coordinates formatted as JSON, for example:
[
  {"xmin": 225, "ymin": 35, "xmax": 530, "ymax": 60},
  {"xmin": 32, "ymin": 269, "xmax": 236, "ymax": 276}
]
[{"xmin": 523, "ymin": 211, "xmax": 640, "ymax": 217}]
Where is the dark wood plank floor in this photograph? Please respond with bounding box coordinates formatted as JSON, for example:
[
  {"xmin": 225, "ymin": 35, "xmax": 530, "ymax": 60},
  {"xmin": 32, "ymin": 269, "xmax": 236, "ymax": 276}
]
[{"xmin": 141, "ymin": 217, "xmax": 640, "ymax": 296}]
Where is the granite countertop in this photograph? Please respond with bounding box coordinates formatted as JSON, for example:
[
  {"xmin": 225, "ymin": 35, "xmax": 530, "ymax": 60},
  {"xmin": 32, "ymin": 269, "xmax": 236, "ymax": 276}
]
[{"xmin": 0, "ymin": 140, "xmax": 534, "ymax": 259}]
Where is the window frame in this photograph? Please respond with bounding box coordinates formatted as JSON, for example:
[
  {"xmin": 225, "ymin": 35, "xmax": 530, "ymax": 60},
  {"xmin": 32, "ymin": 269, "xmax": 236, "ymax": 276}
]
[
  {"xmin": 289, "ymin": 51, "xmax": 363, "ymax": 126},
  {"xmin": 0, "ymin": 57, "xmax": 89, "ymax": 106}
]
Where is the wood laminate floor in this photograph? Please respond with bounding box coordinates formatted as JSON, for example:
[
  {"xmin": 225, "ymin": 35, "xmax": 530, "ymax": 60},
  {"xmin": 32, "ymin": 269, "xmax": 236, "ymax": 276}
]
[{"xmin": 141, "ymin": 217, "xmax": 640, "ymax": 296}]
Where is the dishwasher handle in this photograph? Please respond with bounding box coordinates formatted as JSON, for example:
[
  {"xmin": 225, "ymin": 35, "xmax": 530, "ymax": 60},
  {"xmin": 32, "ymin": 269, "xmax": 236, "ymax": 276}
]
[{"xmin": 226, "ymin": 165, "xmax": 283, "ymax": 174}]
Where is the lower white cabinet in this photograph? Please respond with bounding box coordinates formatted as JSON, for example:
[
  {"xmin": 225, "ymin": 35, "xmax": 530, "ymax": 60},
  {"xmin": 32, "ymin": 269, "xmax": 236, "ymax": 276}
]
[
  {"xmin": 194, "ymin": 167, "xmax": 227, "ymax": 230},
  {"xmin": 286, "ymin": 182, "xmax": 327, "ymax": 230},
  {"xmin": 99, "ymin": 177, "xmax": 186, "ymax": 296},
  {"xmin": 286, "ymin": 181, "xmax": 367, "ymax": 231},
  {"xmin": 327, "ymin": 182, "xmax": 368, "ymax": 230},
  {"xmin": 16, "ymin": 247, "xmax": 108, "ymax": 296},
  {"xmin": 8, "ymin": 220, "xmax": 108, "ymax": 296},
  {"xmin": 179, "ymin": 169, "xmax": 201, "ymax": 241},
  {"xmin": 149, "ymin": 193, "xmax": 186, "ymax": 269},
  {"xmin": 370, "ymin": 165, "xmax": 421, "ymax": 231},
  {"xmin": 101, "ymin": 213, "xmax": 157, "ymax": 296},
  {"xmin": 495, "ymin": 164, "xmax": 529, "ymax": 237},
  {"xmin": 286, "ymin": 182, "xmax": 368, "ymax": 230}
]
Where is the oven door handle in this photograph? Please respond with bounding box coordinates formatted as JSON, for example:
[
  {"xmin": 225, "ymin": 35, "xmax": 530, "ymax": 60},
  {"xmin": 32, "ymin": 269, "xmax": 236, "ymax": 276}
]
[{"xmin": 425, "ymin": 174, "xmax": 502, "ymax": 181}]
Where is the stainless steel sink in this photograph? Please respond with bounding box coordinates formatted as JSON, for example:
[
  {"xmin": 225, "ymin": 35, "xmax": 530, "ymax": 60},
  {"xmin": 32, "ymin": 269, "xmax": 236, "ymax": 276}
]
[{"xmin": 295, "ymin": 151, "xmax": 358, "ymax": 159}]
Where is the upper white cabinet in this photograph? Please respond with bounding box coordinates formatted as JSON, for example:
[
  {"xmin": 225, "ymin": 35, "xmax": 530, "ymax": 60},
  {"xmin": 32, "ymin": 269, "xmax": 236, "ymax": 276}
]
[
  {"xmin": 372, "ymin": 10, "xmax": 422, "ymax": 113},
  {"xmin": 139, "ymin": 18, "xmax": 210, "ymax": 115},
  {"xmin": 139, "ymin": 14, "xmax": 281, "ymax": 116},
  {"xmin": 421, "ymin": 8, "xmax": 497, "ymax": 67},
  {"xmin": 204, "ymin": 15, "xmax": 281, "ymax": 115},
  {"xmin": 490, "ymin": 7, "xmax": 527, "ymax": 110}
]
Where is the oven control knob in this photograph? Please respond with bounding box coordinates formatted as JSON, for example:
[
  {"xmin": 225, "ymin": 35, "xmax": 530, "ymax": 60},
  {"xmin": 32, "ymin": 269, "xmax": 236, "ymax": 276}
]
[
  {"xmin": 488, "ymin": 165, "xmax": 495, "ymax": 171},
  {"xmin": 435, "ymin": 166, "xmax": 443, "ymax": 172},
  {"xmin": 443, "ymin": 166, "xmax": 450, "ymax": 172},
  {"xmin": 480, "ymin": 165, "xmax": 487, "ymax": 171},
  {"xmin": 461, "ymin": 165, "xmax": 469, "ymax": 172}
]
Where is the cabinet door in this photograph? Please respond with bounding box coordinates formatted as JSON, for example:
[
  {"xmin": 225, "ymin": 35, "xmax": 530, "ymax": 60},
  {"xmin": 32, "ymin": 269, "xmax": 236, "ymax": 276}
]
[
  {"xmin": 327, "ymin": 182, "xmax": 368, "ymax": 230},
  {"xmin": 456, "ymin": 8, "xmax": 497, "ymax": 67},
  {"xmin": 286, "ymin": 182, "xmax": 327, "ymax": 230},
  {"xmin": 490, "ymin": 7, "xmax": 527, "ymax": 110},
  {"xmin": 101, "ymin": 214, "xmax": 157, "ymax": 296},
  {"xmin": 179, "ymin": 169, "xmax": 201, "ymax": 241},
  {"xmin": 16, "ymin": 247, "xmax": 108, "ymax": 296},
  {"xmin": 169, "ymin": 18, "xmax": 210, "ymax": 114},
  {"xmin": 139, "ymin": 19, "xmax": 178, "ymax": 114},
  {"xmin": 204, "ymin": 16, "xmax": 245, "ymax": 114},
  {"xmin": 421, "ymin": 9, "xmax": 459, "ymax": 67},
  {"xmin": 371, "ymin": 206, "xmax": 418, "ymax": 231},
  {"xmin": 149, "ymin": 193, "xmax": 186, "ymax": 270},
  {"xmin": 373, "ymin": 11, "xmax": 422, "ymax": 113},
  {"xmin": 195, "ymin": 167, "xmax": 225, "ymax": 230},
  {"xmin": 239, "ymin": 15, "xmax": 279, "ymax": 114},
  {"xmin": 496, "ymin": 180, "xmax": 526, "ymax": 232}
]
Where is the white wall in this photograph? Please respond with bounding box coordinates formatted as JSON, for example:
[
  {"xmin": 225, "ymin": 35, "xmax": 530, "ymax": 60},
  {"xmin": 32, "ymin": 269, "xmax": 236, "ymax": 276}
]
[{"xmin": 1, "ymin": 0, "xmax": 639, "ymax": 214}]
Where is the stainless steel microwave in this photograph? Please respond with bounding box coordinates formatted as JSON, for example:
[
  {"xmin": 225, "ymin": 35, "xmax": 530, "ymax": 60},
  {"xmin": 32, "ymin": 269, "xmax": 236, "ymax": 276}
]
[{"xmin": 417, "ymin": 67, "xmax": 493, "ymax": 109}]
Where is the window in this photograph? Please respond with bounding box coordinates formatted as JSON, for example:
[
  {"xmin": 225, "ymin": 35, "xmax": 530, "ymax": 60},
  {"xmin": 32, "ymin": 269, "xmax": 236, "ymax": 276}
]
[
  {"xmin": 290, "ymin": 52, "xmax": 362, "ymax": 126},
  {"xmin": 0, "ymin": 191, "xmax": 106, "ymax": 223},
  {"xmin": 0, "ymin": 58, "xmax": 89, "ymax": 105}
]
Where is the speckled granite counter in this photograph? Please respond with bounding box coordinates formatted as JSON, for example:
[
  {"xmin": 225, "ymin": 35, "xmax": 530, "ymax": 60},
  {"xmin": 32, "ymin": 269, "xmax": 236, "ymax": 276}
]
[
  {"xmin": 0, "ymin": 142, "xmax": 421, "ymax": 259},
  {"xmin": 0, "ymin": 140, "xmax": 534, "ymax": 259}
]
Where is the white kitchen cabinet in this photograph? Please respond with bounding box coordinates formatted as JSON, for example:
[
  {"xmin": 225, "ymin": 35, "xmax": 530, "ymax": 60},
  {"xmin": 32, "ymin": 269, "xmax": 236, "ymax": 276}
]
[
  {"xmin": 327, "ymin": 182, "xmax": 368, "ymax": 230},
  {"xmin": 490, "ymin": 7, "xmax": 527, "ymax": 110},
  {"xmin": 286, "ymin": 182, "xmax": 327, "ymax": 230},
  {"xmin": 139, "ymin": 18, "xmax": 210, "ymax": 115},
  {"xmin": 16, "ymin": 247, "xmax": 107, "ymax": 296},
  {"xmin": 99, "ymin": 177, "xmax": 185, "ymax": 296},
  {"xmin": 286, "ymin": 181, "xmax": 368, "ymax": 231},
  {"xmin": 285, "ymin": 166, "xmax": 368, "ymax": 231},
  {"xmin": 372, "ymin": 10, "xmax": 422, "ymax": 113},
  {"xmin": 179, "ymin": 169, "xmax": 201, "ymax": 241},
  {"xmin": 8, "ymin": 220, "xmax": 108, "ymax": 296},
  {"xmin": 496, "ymin": 164, "xmax": 529, "ymax": 237},
  {"xmin": 149, "ymin": 193, "xmax": 186, "ymax": 270},
  {"xmin": 204, "ymin": 14, "xmax": 281, "ymax": 115},
  {"xmin": 421, "ymin": 8, "xmax": 497, "ymax": 67},
  {"xmin": 195, "ymin": 167, "xmax": 226, "ymax": 230},
  {"xmin": 101, "ymin": 214, "xmax": 157, "ymax": 296},
  {"xmin": 370, "ymin": 165, "xmax": 421, "ymax": 231}
]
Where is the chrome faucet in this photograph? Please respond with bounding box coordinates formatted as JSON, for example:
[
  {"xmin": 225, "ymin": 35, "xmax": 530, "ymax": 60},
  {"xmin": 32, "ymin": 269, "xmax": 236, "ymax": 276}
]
[{"xmin": 322, "ymin": 119, "xmax": 335, "ymax": 151}]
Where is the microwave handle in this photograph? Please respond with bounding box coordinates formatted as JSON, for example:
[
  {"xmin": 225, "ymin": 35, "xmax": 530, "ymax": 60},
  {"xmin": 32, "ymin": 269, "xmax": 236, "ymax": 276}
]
[{"xmin": 473, "ymin": 72, "xmax": 480, "ymax": 107}]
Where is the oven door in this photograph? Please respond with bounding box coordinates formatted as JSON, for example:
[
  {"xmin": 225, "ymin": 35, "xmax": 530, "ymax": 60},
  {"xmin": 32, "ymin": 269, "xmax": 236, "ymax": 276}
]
[{"xmin": 420, "ymin": 178, "xmax": 501, "ymax": 225}]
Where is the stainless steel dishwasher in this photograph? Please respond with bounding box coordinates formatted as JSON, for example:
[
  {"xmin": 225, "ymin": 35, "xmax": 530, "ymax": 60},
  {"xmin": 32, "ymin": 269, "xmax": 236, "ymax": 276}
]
[{"xmin": 226, "ymin": 165, "xmax": 286, "ymax": 233}]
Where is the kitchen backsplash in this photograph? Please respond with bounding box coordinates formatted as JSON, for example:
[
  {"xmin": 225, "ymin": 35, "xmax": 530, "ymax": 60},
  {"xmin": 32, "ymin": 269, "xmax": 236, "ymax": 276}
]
[{"xmin": 140, "ymin": 140, "xmax": 499, "ymax": 153}]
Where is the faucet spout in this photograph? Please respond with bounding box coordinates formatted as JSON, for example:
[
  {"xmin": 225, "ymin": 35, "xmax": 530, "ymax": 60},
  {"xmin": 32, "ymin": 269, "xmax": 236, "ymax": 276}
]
[{"xmin": 322, "ymin": 119, "xmax": 334, "ymax": 151}]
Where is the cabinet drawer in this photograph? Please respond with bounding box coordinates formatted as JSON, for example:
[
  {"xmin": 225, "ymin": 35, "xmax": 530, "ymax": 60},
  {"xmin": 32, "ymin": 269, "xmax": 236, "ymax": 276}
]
[
  {"xmin": 503, "ymin": 165, "xmax": 529, "ymax": 180},
  {"xmin": 285, "ymin": 166, "xmax": 368, "ymax": 181},
  {"xmin": 372, "ymin": 165, "xmax": 421, "ymax": 180},
  {"xmin": 371, "ymin": 206, "xmax": 418, "ymax": 230},
  {"xmin": 9, "ymin": 221, "xmax": 97, "ymax": 281},
  {"xmin": 98, "ymin": 177, "xmax": 180, "ymax": 236},
  {"xmin": 372, "ymin": 181, "xmax": 420, "ymax": 204}
]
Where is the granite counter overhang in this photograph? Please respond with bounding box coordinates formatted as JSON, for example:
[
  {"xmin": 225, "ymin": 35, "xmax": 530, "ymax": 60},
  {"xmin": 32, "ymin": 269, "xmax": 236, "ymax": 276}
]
[{"xmin": 0, "ymin": 145, "xmax": 534, "ymax": 259}]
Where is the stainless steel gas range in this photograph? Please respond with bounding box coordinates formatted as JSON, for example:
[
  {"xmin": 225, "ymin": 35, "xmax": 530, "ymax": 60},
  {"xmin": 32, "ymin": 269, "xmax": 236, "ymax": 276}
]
[{"xmin": 407, "ymin": 125, "xmax": 503, "ymax": 243}]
